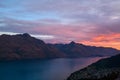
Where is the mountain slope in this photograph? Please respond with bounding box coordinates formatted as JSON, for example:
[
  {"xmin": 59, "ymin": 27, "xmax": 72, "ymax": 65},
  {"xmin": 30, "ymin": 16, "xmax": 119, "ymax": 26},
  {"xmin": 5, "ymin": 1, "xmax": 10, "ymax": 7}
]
[
  {"xmin": 0, "ymin": 33, "xmax": 65, "ymax": 61},
  {"xmin": 67, "ymin": 53, "xmax": 120, "ymax": 80},
  {"xmin": 0, "ymin": 33, "xmax": 119, "ymax": 61},
  {"xmin": 48, "ymin": 41, "xmax": 120, "ymax": 57}
]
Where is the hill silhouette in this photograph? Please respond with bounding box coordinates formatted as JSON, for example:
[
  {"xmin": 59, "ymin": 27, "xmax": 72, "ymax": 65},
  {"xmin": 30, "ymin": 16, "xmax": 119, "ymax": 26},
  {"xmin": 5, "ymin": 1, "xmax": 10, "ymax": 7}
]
[
  {"xmin": 0, "ymin": 33, "xmax": 119, "ymax": 61},
  {"xmin": 67, "ymin": 54, "xmax": 120, "ymax": 80}
]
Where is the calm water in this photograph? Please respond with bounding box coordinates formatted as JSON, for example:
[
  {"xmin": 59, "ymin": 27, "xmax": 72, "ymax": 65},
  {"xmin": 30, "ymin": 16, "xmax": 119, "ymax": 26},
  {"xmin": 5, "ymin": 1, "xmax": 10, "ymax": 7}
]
[{"xmin": 0, "ymin": 57, "xmax": 104, "ymax": 80}]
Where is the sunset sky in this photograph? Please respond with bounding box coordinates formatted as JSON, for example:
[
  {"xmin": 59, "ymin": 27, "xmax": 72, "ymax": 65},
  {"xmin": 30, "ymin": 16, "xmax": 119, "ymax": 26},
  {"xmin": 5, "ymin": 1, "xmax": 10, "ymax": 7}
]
[{"xmin": 0, "ymin": 0, "xmax": 120, "ymax": 49}]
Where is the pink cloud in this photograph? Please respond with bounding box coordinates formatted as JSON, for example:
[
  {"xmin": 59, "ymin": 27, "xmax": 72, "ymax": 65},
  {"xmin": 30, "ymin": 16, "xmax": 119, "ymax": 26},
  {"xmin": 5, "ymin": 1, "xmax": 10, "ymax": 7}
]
[{"xmin": 81, "ymin": 33, "xmax": 120, "ymax": 50}]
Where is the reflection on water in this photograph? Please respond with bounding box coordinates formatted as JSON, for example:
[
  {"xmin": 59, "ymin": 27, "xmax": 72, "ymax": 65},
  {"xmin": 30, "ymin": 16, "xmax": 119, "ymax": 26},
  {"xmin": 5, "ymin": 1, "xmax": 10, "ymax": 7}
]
[{"xmin": 0, "ymin": 57, "xmax": 104, "ymax": 80}]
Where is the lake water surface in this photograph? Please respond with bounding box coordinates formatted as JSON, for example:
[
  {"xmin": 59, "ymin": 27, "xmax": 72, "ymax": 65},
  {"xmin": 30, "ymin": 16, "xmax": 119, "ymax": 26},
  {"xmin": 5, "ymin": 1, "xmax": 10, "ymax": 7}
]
[{"xmin": 0, "ymin": 57, "xmax": 104, "ymax": 80}]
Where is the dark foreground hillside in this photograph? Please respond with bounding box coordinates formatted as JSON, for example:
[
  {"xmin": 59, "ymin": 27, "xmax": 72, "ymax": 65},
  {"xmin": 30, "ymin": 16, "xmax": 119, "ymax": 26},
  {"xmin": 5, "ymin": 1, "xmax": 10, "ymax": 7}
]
[{"xmin": 67, "ymin": 53, "xmax": 120, "ymax": 80}]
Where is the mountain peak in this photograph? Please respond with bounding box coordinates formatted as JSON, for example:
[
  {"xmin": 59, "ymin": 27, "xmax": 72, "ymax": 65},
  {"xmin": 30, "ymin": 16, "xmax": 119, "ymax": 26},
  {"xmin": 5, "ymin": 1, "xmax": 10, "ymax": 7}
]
[
  {"xmin": 22, "ymin": 33, "xmax": 31, "ymax": 37},
  {"xmin": 15, "ymin": 33, "xmax": 31, "ymax": 39},
  {"xmin": 70, "ymin": 41, "xmax": 76, "ymax": 45}
]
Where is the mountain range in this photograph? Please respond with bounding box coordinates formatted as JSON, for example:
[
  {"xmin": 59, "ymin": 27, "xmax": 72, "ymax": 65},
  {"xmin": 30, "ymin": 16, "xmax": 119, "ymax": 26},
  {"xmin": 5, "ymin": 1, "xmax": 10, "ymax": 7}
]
[{"xmin": 0, "ymin": 33, "xmax": 119, "ymax": 61}]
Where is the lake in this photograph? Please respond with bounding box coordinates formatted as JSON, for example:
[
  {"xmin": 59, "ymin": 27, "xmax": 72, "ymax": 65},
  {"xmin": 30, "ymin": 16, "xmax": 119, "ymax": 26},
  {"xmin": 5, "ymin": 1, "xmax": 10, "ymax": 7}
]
[{"xmin": 0, "ymin": 57, "xmax": 104, "ymax": 80}]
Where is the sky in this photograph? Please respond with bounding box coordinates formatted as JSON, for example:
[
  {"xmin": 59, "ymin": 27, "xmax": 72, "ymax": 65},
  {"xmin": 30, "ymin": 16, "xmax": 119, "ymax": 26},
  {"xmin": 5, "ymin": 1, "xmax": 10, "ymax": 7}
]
[{"xmin": 0, "ymin": 0, "xmax": 120, "ymax": 49}]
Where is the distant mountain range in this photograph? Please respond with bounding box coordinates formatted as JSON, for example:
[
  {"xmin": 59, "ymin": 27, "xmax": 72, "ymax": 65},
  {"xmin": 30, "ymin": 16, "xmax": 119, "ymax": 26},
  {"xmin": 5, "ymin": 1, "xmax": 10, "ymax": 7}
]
[
  {"xmin": 67, "ymin": 53, "xmax": 120, "ymax": 80},
  {"xmin": 0, "ymin": 33, "xmax": 119, "ymax": 61},
  {"xmin": 48, "ymin": 41, "xmax": 119, "ymax": 57}
]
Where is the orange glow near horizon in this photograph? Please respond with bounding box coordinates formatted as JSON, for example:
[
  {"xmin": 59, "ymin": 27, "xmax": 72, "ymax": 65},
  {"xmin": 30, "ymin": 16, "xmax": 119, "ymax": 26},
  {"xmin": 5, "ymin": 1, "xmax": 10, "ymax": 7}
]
[{"xmin": 80, "ymin": 33, "xmax": 120, "ymax": 50}]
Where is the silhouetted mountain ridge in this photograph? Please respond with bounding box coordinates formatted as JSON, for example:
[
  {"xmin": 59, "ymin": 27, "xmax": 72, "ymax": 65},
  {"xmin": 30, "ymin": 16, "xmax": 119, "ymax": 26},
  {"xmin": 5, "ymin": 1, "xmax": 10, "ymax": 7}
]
[
  {"xmin": 0, "ymin": 33, "xmax": 65, "ymax": 61},
  {"xmin": 0, "ymin": 33, "xmax": 119, "ymax": 61},
  {"xmin": 48, "ymin": 41, "xmax": 119, "ymax": 57}
]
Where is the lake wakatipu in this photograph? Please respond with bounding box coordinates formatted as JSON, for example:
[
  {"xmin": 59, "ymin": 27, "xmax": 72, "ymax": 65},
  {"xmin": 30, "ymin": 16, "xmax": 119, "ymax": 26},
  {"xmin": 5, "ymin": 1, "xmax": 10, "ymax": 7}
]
[{"xmin": 0, "ymin": 57, "xmax": 105, "ymax": 80}]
